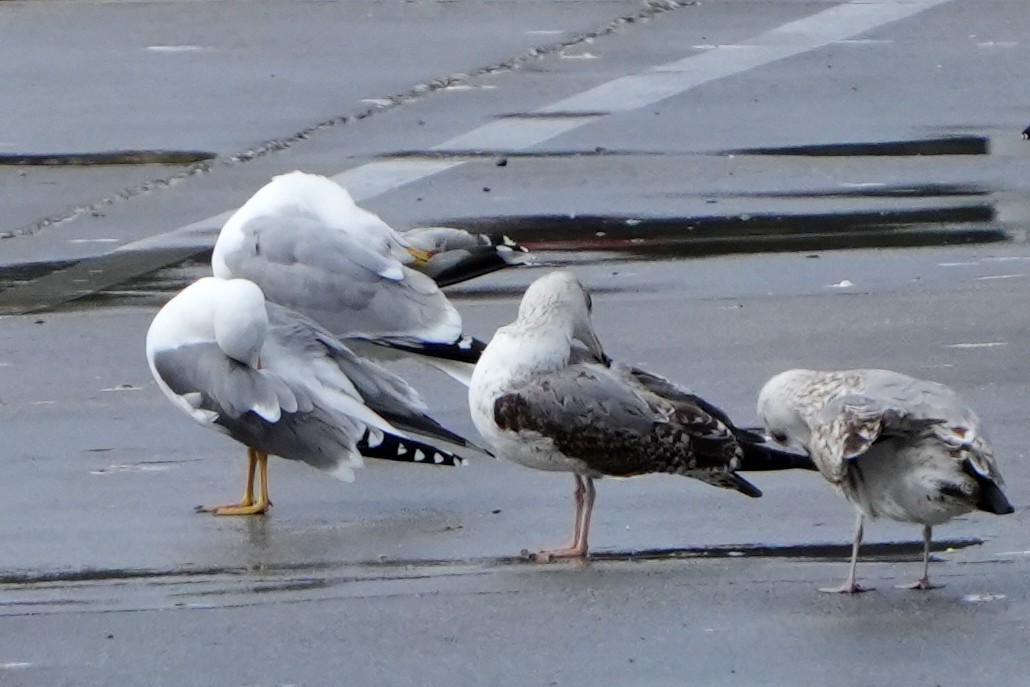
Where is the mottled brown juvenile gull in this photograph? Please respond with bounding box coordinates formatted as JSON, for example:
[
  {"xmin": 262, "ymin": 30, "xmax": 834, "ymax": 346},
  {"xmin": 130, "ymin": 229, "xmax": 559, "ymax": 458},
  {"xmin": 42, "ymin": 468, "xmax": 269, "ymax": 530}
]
[
  {"xmin": 146, "ymin": 277, "xmax": 481, "ymax": 515},
  {"xmin": 212, "ymin": 171, "xmax": 486, "ymax": 384},
  {"xmin": 469, "ymin": 270, "xmax": 811, "ymax": 561},
  {"xmin": 758, "ymin": 368, "xmax": 1013, "ymax": 592}
]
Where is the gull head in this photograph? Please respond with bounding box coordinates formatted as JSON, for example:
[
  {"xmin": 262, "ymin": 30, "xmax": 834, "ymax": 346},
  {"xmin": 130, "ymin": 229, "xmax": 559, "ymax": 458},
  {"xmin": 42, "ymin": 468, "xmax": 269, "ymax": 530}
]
[
  {"xmin": 517, "ymin": 270, "xmax": 606, "ymax": 362},
  {"xmin": 213, "ymin": 278, "xmax": 270, "ymax": 369},
  {"xmin": 757, "ymin": 370, "xmax": 813, "ymax": 454}
]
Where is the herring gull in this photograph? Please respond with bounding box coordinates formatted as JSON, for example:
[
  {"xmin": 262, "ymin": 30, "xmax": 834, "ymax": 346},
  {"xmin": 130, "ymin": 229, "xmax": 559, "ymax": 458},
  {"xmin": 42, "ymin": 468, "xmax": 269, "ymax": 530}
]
[
  {"xmin": 758, "ymin": 368, "xmax": 1013, "ymax": 592},
  {"xmin": 212, "ymin": 171, "xmax": 497, "ymax": 384},
  {"xmin": 146, "ymin": 276, "xmax": 482, "ymax": 515},
  {"xmin": 469, "ymin": 270, "xmax": 813, "ymax": 561}
]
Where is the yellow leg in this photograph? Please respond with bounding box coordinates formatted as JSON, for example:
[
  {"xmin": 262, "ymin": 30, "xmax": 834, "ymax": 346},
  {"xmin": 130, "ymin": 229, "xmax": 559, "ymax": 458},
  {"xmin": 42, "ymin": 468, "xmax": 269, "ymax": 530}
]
[
  {"xmin": 197, "ymin": 448, "xmax": 271, "ymax": 516},
  {"xmin": 257, "ymin": 451, "xmax": 271, "ymax": 509}
]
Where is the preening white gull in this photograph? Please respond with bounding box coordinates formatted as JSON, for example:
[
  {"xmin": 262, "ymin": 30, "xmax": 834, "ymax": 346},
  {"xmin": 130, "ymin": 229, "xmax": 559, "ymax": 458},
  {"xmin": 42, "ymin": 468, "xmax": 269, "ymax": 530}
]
[
  {"xmin": 146, "ymin": 277, "xmax": 481, "ymax": 515},
  {"xmin": 758, "ymin": 368, "xmax": 1013, "ymax": 592},
  {"xmin": 211, "ymin": 171, "xmax": 488, "ymax": 384},
  {"xmin": 469, "ymin": 270, "xmax": 810, "ymax": 561}
]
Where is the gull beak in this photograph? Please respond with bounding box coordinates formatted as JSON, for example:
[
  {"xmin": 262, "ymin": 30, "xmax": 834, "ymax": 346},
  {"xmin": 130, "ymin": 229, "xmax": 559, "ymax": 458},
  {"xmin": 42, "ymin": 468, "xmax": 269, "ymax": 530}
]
[
  {"xmin": 582, "ymin": 328, "xmax": 609, "ymax": 366},
  {"xmin": 406, "ymin": 246, "xmax": 435, "ymax": 265}
]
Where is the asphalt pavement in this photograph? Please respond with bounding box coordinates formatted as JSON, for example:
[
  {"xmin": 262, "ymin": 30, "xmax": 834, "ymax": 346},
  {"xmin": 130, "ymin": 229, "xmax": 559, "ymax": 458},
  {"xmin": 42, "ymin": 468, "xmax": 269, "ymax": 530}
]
[{"xmin": 2, "ymin": 1, "xmax": 1030, "ymax": 685}]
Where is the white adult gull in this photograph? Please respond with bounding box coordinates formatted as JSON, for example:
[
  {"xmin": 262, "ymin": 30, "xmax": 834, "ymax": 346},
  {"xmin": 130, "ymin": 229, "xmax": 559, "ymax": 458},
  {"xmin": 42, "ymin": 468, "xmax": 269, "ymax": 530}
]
[
  {"xmin": 758, "ymin": 368, "xmax": 1013, "ymax": 593},
  {"xmin": 469, "ymin": 270, "xmax": 812, "ymax": 561},
  {"xmin": 212, "ymin": 171, "xmax": 489, "ymax": 384},
  {"xmin": 146, "ymin": 276, "xmax": 482, "ymax": 515}
]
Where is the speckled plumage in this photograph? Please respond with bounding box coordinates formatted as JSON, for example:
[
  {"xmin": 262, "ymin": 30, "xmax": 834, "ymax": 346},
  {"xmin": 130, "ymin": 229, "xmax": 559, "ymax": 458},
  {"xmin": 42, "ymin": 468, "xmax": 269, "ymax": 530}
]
[
  {"xmin": 493, "ymin": 363, "xmax": 761, "ymax": 495},
  {"xmin": 758, "ymin": 368, "xmax": 1013, "ymax": 592},
  {"xmin": 470, "ymin": 270, "xmax": 785, "ymax": 560}
]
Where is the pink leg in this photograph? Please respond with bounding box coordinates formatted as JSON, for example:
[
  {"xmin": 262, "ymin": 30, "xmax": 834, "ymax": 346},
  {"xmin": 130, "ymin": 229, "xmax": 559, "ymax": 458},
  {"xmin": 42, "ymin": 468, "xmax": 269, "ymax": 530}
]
[
  {"xmin": 820, "ymin": 512, "xmax": 874, "ymax": 594},
  {"xmin": 896, "ymin": 526, "xmax": 943, "ymax": 590},
  {"xmin": 528, "ymin": 475, "xmax": 593, "ymax": 562}
]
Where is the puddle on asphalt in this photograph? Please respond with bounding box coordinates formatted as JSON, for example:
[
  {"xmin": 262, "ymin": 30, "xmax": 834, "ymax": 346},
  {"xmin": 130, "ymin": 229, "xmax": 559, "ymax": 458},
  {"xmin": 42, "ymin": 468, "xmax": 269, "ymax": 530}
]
[
  {"xmin": 705, "ymin": 183, "xmax": 990, "ymax": 200},
  {"xmin": 725, "ymin": 136, "xmax": 989, "ymax": 157},
  {"xmin": 0, "ymin": 150, "xmax": 216, "ymax": 166},
  {"xmin": 439, "ymin": 204, "xmax": 1003, "ymax": 262},
  {"xmin": 382, "ymin": 136, "xmax": 991, "ymax": 161},
  {"xmin": 0, "ymin": 194, "xmax": 1011, "ymax": 315}
]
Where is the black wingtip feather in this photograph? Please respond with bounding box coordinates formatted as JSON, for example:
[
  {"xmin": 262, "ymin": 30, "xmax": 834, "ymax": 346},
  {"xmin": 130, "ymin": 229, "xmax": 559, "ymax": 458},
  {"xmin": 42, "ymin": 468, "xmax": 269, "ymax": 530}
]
[
  {"xmin": 977, "ymin": 481, "xmax": 1015, "ymax": 515},
  {"xmin": 962, "ymin": 460, "xmax": 1014, "ymax": 515},
  {"xmin": 737, "ymin": 440, "xmax": 818, "ymax": 472},
  {"xmin": 357, "ymin": 431, "xmax": 467, "ymax": 467},
  {"xmin": 731, "ymin": 474, "xmax": 763, "ymax": 498},
  {"xmin": 375, "ymin": 337, "xmax": 485, "ymax": 365}
]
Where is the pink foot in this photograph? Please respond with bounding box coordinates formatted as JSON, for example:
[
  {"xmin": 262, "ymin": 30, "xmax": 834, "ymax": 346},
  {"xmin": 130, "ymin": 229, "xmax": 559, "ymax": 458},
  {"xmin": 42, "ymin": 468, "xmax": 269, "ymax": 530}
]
[
  {"xmin": 521, "ymin": 546, "xmax": 588, "ymax": 563},
  {"xmin": 896, "ymin": 578, "xmax": 943, "ymax": 591}
]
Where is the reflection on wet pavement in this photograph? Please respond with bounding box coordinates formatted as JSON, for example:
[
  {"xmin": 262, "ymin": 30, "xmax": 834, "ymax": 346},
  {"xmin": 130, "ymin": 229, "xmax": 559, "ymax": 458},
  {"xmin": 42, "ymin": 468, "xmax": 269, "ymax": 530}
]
[{"xmin": 0, "ymin": 198, "xmax": 1010, "ymax": 315}]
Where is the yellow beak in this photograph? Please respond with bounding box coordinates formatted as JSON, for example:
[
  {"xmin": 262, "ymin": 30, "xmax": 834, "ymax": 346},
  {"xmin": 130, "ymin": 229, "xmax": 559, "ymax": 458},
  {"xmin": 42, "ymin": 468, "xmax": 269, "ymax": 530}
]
[{"xmin": 406, "ymin": 246, "xmax": 434, "ymax": 265}]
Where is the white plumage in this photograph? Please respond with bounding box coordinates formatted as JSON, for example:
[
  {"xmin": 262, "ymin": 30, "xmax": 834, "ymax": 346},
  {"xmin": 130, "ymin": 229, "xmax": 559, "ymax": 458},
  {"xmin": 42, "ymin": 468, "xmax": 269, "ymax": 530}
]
[
  {"xmin": 212, "ymin": 171, "xmax": 483, "ymax": 383},
  {"xmin": 146, "ymin": 276, "xmax": 478, "ymax": 515}
]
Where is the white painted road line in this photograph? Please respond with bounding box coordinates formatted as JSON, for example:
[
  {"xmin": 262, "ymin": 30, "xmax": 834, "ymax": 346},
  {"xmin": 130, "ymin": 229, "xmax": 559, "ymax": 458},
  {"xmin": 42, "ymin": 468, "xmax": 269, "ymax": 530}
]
[{"xmin": 119, "ymin": 0, "xmax": 954, "ymax": 253}]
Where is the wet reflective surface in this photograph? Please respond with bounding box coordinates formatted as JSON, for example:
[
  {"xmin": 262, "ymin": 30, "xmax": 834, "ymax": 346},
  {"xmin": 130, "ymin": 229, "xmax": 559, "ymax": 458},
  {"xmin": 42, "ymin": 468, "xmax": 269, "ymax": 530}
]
[
  {"xmin": 725, "ymin": 135, "xmax": 990, "ymax": 157},
  {"xmin": 0, "ymin": 150, "xmax": 216, "ymax": 166},
  {"xmin": 3, "ymin": 0, "xmax": 1030, "ymax": 683},
  {"xmin": 0, "ymin": 195, "xmax": 1016, "ymax": 314}
]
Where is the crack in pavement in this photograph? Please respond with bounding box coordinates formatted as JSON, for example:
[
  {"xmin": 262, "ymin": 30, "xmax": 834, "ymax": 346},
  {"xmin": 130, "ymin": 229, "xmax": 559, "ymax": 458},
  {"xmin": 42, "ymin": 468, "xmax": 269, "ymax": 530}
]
[{"xmin": 3, "ymin": 0, "xmax": 691, "ymax": 242}]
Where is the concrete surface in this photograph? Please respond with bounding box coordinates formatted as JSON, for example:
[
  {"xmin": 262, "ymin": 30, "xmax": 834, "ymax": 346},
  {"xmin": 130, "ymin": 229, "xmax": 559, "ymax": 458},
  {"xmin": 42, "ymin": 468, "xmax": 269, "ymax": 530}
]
[{"xmin": 2, "ymin": 0, "xmax": 1030, "ymax": 685}]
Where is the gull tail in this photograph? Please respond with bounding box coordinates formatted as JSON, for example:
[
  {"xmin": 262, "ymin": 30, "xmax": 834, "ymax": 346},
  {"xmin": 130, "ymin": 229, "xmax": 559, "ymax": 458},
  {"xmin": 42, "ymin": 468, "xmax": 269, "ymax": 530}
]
[
  {"xmin": 963, "ymin": 460, "xmax": 1014, "ymax": 515},
  {"xmin": 379, "ymin": 336, "xmax": 486, "ymax": 365},
  {"xmin": 357, "ymin": 430, "xmax": 468, "ymax": 467},
  {"xmin": 372, "ymin": 336, "xmax": 486, "ymax": 386},
  {"xmin": 728, "ymin": 473, "xmax": 763, "ymax": 498}
]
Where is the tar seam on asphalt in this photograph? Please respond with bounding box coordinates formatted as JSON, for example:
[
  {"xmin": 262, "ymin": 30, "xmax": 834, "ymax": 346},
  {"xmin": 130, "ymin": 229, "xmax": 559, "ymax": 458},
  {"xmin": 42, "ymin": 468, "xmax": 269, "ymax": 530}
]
[{"xmin": 2, "ymin": 0, "xmax": 693, "ymax": 241}]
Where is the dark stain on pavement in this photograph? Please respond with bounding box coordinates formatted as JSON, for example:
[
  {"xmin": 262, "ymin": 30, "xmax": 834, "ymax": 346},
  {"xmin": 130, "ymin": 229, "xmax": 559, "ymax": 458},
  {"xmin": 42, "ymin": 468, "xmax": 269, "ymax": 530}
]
[
  {"xmin": 0, "ymin": 537, "xmax": 983, "ymax": 587},
  {"xmin": 0, "ymin": 150, "xmax": 216, "ymax": 166}
]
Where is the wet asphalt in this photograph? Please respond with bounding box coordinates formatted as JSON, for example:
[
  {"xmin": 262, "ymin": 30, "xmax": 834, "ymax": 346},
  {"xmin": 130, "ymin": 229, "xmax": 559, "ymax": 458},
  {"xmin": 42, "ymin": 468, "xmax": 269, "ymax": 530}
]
[{"xmin": 2, "ymin": 1, "xmax": 1030, "ymax": 685}]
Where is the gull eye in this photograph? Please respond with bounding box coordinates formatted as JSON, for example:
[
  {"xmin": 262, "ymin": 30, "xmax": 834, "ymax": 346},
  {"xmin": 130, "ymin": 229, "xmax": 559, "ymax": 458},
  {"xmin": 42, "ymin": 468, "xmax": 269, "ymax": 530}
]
[
  {"xmin": 772, "ymin": 431, "xmax": 789, "ymax": 444},
  {"xmin": 585, "ymin": 292, "xmax": 593, "ymax": 313}
]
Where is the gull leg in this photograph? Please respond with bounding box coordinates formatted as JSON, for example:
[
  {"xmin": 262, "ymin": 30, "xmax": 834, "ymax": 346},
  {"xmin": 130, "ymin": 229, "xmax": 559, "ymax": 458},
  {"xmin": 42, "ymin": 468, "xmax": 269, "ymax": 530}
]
[
  {"xmin": 896, "ymin": 525, "xmax": 942, "ymax": 590},
  {"xmin": 820, "ymin": 512, "xmax": 874, "ymax": 593},
  {"xmin": 577, "ymin": 477, "xmax": 596, "ymax": 554},
  {"xmin": 528, "ymin": 475, "xmax": 592, "ymax": 562},
  {"xmin": 197, "ymin": 448, "xmax": 271, "ymax": 516}
]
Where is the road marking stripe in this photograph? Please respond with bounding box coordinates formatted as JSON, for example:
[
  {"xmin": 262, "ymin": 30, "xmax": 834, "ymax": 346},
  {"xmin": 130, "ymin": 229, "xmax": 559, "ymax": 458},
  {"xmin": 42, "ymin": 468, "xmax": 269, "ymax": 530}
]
[
  {"xmin": 129, "ymin": 0, "xmax": 955, "ymax": 250},
  {"xmin": 0, "ymin": 0, "xmax": 954, "ymax": 315}
]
